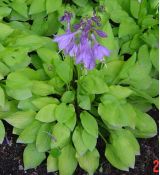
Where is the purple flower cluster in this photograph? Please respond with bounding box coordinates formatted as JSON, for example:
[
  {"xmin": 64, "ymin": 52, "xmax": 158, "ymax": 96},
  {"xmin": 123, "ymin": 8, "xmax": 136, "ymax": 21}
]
[{"xmin": 54, "ymin": 12, "xmax": 110, "ymax": 70}]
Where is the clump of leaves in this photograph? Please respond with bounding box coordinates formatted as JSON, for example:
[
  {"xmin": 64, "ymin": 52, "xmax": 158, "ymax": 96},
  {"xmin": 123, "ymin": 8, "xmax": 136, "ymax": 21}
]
[{"xmin": 0, "ymin": 0, "xmax": 158, "ymax": 174}]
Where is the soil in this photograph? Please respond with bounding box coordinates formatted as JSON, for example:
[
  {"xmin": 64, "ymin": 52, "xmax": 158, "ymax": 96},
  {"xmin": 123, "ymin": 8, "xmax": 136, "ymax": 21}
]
[{"xmin": 0, "ymin": 109, "xmax": 158, "ymax": 175}]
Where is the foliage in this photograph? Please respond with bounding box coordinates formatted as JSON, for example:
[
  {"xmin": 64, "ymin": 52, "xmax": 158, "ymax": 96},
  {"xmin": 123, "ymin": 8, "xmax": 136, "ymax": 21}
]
[{"xmin": 0, "ymin": 0, "xmax": 158, "ymax": 174}]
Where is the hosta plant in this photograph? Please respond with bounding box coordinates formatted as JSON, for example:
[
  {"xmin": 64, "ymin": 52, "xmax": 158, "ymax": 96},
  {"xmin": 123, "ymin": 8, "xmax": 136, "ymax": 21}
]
[{"xmin": 0, "ymin": 0, "xmax": 158, "ymax": 175}]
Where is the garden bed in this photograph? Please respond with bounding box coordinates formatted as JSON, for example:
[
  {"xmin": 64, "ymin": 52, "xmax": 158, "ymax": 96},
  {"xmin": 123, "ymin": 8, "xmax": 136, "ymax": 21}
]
[{"xmin": 0, "ymin": 109, "xmax": 158, "ymax": 175}]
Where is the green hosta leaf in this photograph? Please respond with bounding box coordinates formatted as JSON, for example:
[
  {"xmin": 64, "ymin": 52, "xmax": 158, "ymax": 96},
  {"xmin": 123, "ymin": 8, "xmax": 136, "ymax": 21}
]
[
  {"xmin": 58, "ymin": 144, "xmax": 77, "ymax": 175},
  {"xmin": 31, "ymin": 97, "xmax": 59, "ymax": 110},
  {"xmin": 35, "ymin": 104, "xmax": 57, "ymax": 122},
  {"xmin": 128, "ymin": 63, "xmax": 152, "ymax": 90},
  {"xmin": 105, "ymin": 129, "xmax": 139, "ymax": 170},
  {"xmin": 119, "ymin": 52, "xmax": 136, "ymax": 79},
  {"xmin": 54, "ymin": 57, "xmax": 73, "ymax": 84},
  {"xmin": 17, "ymin": 120, "xmax": 41, "ymax": 144},
  {"xmin": 0, "ymin": 62, "xmax": 10, "ymax": 76},
  {"xmin": 36, "ymin": 123, "xmax": 52, "ymax": 152},
  {"xmin": 14, "ymin": 35, "xmax": 49, "ymax": 52},
  {"xmin": 0, "ymin": 120, "xmax": 5, "ymax": 144},
  {"xmin": 73, "ymin": 0, "xmax": 88, "ymax": 7},
  {"xmin": 18, "ymin": 98, "xmax": 37, "ymax": 111},
  {"xmin": 150, "ymin": 48, "xmax": 158, "ymax": 70},
  {"xmin": 130, "ymin": 0, "xmax": 140, "ymax": 19},
  {"xmin": 51, "ymin": 123, "xmax": 70, "ymax": 148},
  {"xmin": 119, "ymin": 21, "xmax": 139, "ymax": 38},
  {"xmin": 29, "ymin": 0, "xmax": 45, "ymax": 14},
  {"xmin": 138, "ymin": 45, "xmax": 152, "ymax": 74},
  {"xmin": 61, "ymin": 91, "xmax": 75, "ymax": 104},
  {"xmin": 46, "ymin": 0, "xmax": 62, "ymax": 13},
  {"xmin": 131, "ymin": 109, "xmax": 157, "ymax": 138},
  {"xmin": 72, "ymin": 126, "xmax": 88, "ymax": 156},
  {"xmin": 6, "ymin": 71, "xmax": 32, "ymax": 100},
  {"xmin": 76, "ymin": 148, "xmax": 99, "ymax": 175},
  {"xmin": 0, "ymin": 7, "xmax": 11, "ymax": 20},
  {"xmin": 0, "ymin": 23, "xmax": 14, "ymax": 40},
  {"xmin": 109, "ymin": 85, "xmax": 133, "ymax": 99},
  {"xmin": 37, "ymin": 47, "xmax": 58, "ymax": 64},
  {"xmin": 98, "ymin": 99, "xmax": 136, "ymax": 129},
  {"xmin": 50, "ymin": 148, "xmax": 61, "ymax": 158},
  {"xmin": 11, "ymin": 0, "xmax": 28, "ymax": 18},
  {"xmin": 55, "ymin": 103, "xmax": 75, "ymax": 123},
  {"xmin": 23, "ymin": 144, "xmax": 46, "ymax": 170},
  {"xmin": 65, "ymin": 113, "xmax": 76, "ymax": 131},
  {"xmin": 4, "ymin": 111, "xmax": 35, "ymax": 129},
  {"xmin": 80, "ymin": 111, "xmax": 98, "ymax": 138},
  {"xmin": 105, "ymin": 144, "xmax": 129, "ymax": 171},
  {"xmin": 82, "ymin": 130, "xmax": 97, "ymax": 151},
  {"xmin": 77, "ymin": 94, "xmax": 91, "ymax": 110},
  {"xmin": 0, "ymin": 86, "xmax": 5, "ymax": 108},
  {"xmin": 12, "ymin": 127, "xmax": 22, "ymax": 135},
  {"xmin": 102, "ymin": 60, "xmax": 124, "ymax": 84},
  {"xmin": 79, "ymin": 70, "xmax": 108, "ymax": 94},
  {"xmin": 47, "ymin": 155, "xmax": 58, "ymax": 172},
  {"xmin": 31, "ymin": 80, "xmax": 55, "ymax": 96}
]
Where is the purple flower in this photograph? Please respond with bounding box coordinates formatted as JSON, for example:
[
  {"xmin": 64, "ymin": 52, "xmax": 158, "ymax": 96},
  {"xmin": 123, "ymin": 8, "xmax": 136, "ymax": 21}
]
[
  {"xmin": 65, "ymin": 40, "xmax": 78, "ymax": 56},
  {"xmin": 93, "ymin": 43, "xmax": 110, "ymax": 61},
  {"xmin": 54, "ymin": 32, "xmax": 77, "ymax": 50},
  {"xmin": 76, "ymin": 40, "xmax": 95, "ymax": 70},
  {"xmin": 95, "ymin": 30, "xmax": 107, "ymax": 38}
]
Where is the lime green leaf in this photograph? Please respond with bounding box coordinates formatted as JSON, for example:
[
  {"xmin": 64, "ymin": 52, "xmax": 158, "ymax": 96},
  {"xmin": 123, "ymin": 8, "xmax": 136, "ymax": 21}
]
[
  {"xmin": 82, "ymin": 130, "xmax": 97, "ymax": 151},
  {"xmin": 23, "ymin": 144, "xmax": 46, "ymax": 170},
  {"xmin": 105, "ymin": 129, "xmax": 139, "ymax": 170},
  {"xmin": 47, "ymin": 155, "xmax": 58, "ymax": 172},
  {"xmin": 131, "ymin": 109, "xmax": 157, "ymax": 138},
  {"xmin": 0, "ymin": 120, "xmax": 5, "ymax": 144},
  {"xmin": 58, "ymin": 144, "xmax": 77, "ymax": 175},
  {"xmin": 105, "ymin": 144, "xmax": 129, "ymax": 171},
  {"xmin": 0, "ymin": 23, "xmax": 14, "ymax": 40},
  {"xmin": 77, "ymin": 94, "xmax": 91, "ymax": 110},
  {"xmin": 73, "ymin": 0, "xmax": 88, "ymax": 7},
  {"xmin": 119, "ymin": 21, "xmax": 139, "ymax": 38},
  {"xmin": 65, "ymin": 113, "xmax": 76, "ymax": 131},
  {"xmin": 150, "ymin": 48, "xmax": 158, "ymax": 70},
  {"xmin": 29, "ymin": 0, "xmax": 45, "ymax": 14},
  {"xmin": 61, "ymin": 91, "xmax": 75, "ymax": 103},
  {"xmin": 80, "ymin": 111, "xmax": 98, "ymax": 138},
  {"xmin": 0, "ymin": 7, "xmax": 11, "ymax": 20},
  {"xmin": 12, "ymin": 0, "xmax": 28, "ymax": 18},
  {"xmin": 17, "ymin": 120, "xmax": 41, "ymax": 144},
  {"xmin": 31, "ymin": 97, "xmax": 59, "ymax": 110},
  {"xmin": 51, "ymin": 123, "xmax": 70, "ymax": 148},
  {"xmin": 36, "ymin": 123, "xmax": 52, "ymax": 152},
  {"xmin": 31, "ymin": 80, "xmax": 55, "ymax": 96},
  {"xmin": 138, "ymin": 45, "xmax": 152, "ymax": 74},
  {"xmin": 18, "ymin": 98, "xmax": 37, "ymax": 111},
  {"xmin": 0, "ymin": 62, "xmax": 10, "ymax": 76},
  {"xmin": 4, "ymin": 111, "xmax": 35, "ymax": 129},
  {"xmin": 0, "ymin": 86, "xmax": 5, "ymax": 108},
  {"xmin": 130, "ymin": 0, "xmax": 140, "ymax": 19},
  {"xmin": 37, "ymin": 47, "xmax": 59, "ymax": 64},
  {"xmin": 46, "ymin": 0, "xmax": 62, "ymax": 13},
  {"xmin": 109, "ymin": 85, "xmax": 133, "ymax": 99},
  {"xmin": 119, "ymin": 52, "xmax": 136, "ymax": 79},
  {"xmin": 35, "ymin": 104, "xmax": 57, "ymax": 122},
  {"xmin": 54, "ymin": 57, "xmax": 73, "ymax": 84},
  {"xmin": 50, "ymin": 148, "xmax": 61, "ymax": 158},
  {"xmin": 76, "ymin": 148, "xmax": 99, "ymax": 175},
  {"xmin": 55, "ymin": 103, "xmax": 75, "ymax": 123},
  {"xmin": 72, "ymin": 126, "xmax": 88, "ymax": 156},
  {"xmin": 79, "ymin": 70, "xmax": 109, "ymax": 94}
]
